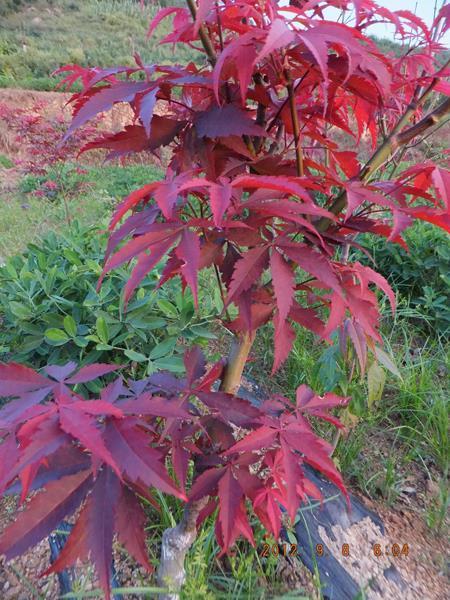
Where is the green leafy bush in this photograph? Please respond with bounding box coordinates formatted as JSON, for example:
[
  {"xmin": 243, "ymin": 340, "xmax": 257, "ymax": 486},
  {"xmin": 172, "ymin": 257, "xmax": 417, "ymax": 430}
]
[
  {"xmin": 0, "ymin": 0, "xmax": 25, "ymax": 18},
  {"xmin": 20, "ymin": 163, "xmax": 163, "ymax": 200},
  {"xmin": 0, "ymin": 222, "xmax": 215, "ymax": 383},
  {"xmin": 358, "ymin": 221, "xmax": 450, "ymax": 334}
]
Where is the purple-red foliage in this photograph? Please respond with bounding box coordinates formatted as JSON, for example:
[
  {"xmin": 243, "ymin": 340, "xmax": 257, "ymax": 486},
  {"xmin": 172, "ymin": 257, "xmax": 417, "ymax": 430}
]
[
  {"xmin": 0, "ymin": 101, "xmax": 101, "ymax": 176},
  {"xmin": 0, "ymin": 350, "xmax": 347, "ymax": 597},
  {"xmin": 1, "ymin": 1, "xmax": 450, "ymax": 597}
]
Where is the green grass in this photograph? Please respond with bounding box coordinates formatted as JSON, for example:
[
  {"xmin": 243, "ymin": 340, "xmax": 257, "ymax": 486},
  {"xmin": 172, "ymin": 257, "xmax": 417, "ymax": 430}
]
[
  {"xmin": 0, "ymin": 162, "xmax": 163, "ymax": 258},
  {"xmin": 0, "ymin": 0, "xmax": 196, "ymax": 91}
]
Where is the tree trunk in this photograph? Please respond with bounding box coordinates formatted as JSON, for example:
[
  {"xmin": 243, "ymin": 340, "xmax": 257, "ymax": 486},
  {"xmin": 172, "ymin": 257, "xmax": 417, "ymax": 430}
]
[
  {"xmin": 157, "ymin": 498, "xmax": 208, "ymax": 599},
  {"xmin": 157, "ymin": 332, "xmax": 255, "ymax": 597}
]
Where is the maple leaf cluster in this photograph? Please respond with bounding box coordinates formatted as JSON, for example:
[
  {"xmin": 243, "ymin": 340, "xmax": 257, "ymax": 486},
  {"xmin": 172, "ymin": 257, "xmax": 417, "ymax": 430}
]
[
  {"xmin": 1, "ymin": 1, "xmax": 450, "ymax": 597},
  {"xmin": 0, "ymin": 101, "xmax": 101, "ymax": 176},
  {"xmin": 55, "ymin": 0, "xmax": 449, "ymax": 372},
  {"xmin": 0, "ymin": 350, "xmax": 347, "ymax": 598}
]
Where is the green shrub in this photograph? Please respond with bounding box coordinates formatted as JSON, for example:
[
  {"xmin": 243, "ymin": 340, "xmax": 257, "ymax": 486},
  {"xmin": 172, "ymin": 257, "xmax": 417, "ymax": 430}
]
[
  {"xmin": 0, "ymin": 222, "xmax": 215, "ymax": 385},
  {"xmin": 20, "ymin": 163, "xmax": 163, "ymax": 199},
  {"xmin": 0, "ymin": 154, "xmax": 14, "ymax": 168},
  {"xmin": 357, "ymin": 221, "xmax": 450, "ymax": 334},
  {"xmin": 0, "ymin": 0, "xmax": 25, "ymax": 17}
]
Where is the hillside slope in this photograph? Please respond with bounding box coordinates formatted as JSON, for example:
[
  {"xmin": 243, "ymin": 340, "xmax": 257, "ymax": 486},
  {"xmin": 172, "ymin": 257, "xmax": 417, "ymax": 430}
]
[{"xmin": 0, "ymin": 0, "xmax": 195, "ymax": 91}]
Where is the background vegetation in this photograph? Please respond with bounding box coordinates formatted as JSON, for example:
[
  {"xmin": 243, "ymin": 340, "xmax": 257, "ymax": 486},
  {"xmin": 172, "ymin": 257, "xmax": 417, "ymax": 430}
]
[{"xmin": 0, "ymin": 0, "xmax": 194, "ymax": 90}]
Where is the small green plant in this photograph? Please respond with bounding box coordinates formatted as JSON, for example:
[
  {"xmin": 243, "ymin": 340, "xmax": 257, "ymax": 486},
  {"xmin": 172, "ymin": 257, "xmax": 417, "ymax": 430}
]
[
  {"xmin": 357, "ymin": 221, "xmax": 450, "ymax": 334},
  {"xmin": 0, "ymin": 153, "xmax": 14, "ymax": 168},
  {"xmin": 0, "ymin": 222, "xmax": 215, "ymax": 381}
]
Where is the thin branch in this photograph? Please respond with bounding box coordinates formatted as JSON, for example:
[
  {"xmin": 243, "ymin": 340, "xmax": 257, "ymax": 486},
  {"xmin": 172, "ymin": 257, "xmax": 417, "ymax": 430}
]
[
  {"xmin": 285, "ymin": 69, "xmax": 304, "ymax": 177},
  {"xmin": 186, "ymin": 0, "xmax": 217, "ymax": 66},
  {"xmin": 267, "ymin": 69, "xmax": 310, "ymax": 133},
  {"xmin": 219, "ymin": 331, "xmax": 255, "ymax": 394},
  {"xmin": 213, "ymin": 263, "xmax": 231, "ymax": 321}
]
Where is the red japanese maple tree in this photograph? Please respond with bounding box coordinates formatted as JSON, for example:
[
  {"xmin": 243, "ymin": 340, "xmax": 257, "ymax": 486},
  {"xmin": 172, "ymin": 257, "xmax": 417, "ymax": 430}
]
[{"xmin": 1, "ymin": 1, "xmax": 449, "ymax": 598}]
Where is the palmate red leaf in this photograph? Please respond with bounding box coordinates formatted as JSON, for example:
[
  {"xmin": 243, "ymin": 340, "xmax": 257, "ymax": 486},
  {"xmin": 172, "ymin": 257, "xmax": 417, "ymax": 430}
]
[
  {"xmin": 0, "ymin": 387, "xmax": 53, "ymax": 429},
  {"xmin": 353, "ymin": 262, "xmax": 396, "ymax": 314},
  {"xmin": 137, "ymin": 88, "xmax": 158, "ymax": 137},
  {"xmin": 196, "ymin": 391, "xmax": 262, "ymax": 427},
  {"xmin": 217, "ymin": 467, "xmax": 243, "ymax": 552},
  {"xmin": 290, "ymin": 305, "xmax": 326, "ymax": 339},
  {"xmin": 147, "ymin": 6, "xmax": 188, "ymax": 38},
  {"xmin": 84, "ymin": 467, "xmax": 120, "ymax": 598},
  {"xmin": 258, "ymin": 18, "xmax": 296, "ymax": 62},
  {"xmin": 0, "ymin": 420, "xmax": 69, "ymax": 493},
  {"xmin": 105, "ymin": 207, "xmax": 160, "ymax": 263},
  {"xmin": 195, "ymin": 104, "xmax": 266, "ymax": 138},
  {"xmin": 0, "ymin": 363, "xmax": 51, "ymax": 396},
  {"xmin": 409, "ymin": 209, "xmax": 450, "ymax": 234},
  {"xmin": 223, "ymin": 425, "xmax": 277, "ymax": 455},
  {"xmin": 298, "ymin": 22, "xmax": 391, "ymax": 95},
  {"xmin": 102, "ymin": 225, "xmax": 182, "ymax": 276},
  {"xmin": 184, "ymin": 346, "xmax": 206, "ymax": 386},
  {"xmin": 65, "ymin": 81, "xmax": 152, "ymax": 139},
  {"xmin": 195, "ymin": 359, "xmax": 224, "ymax": 392},
  {"xmin": 175, "ymin": 229, "xmax": 201, "ymax": 307},
  {"xmin": 210, "ymin": 181, "xmax": 232, "ymax": 227},
  {"xmin": 41, "ymin": 495, "xmax": 90, "ymax": 576},
  {"xmin": 272, "ymin": 313, "xmax": 296, "ymax": 374},
  {"xmin": 17, "ymin": 406, "xmax": 56, "ymax": 447},
  {"xmin": 270, "ymin": 250, "xmax": 295, "ymax": 324},
  {"xmin": 323, "ymin": 291, "xmax": 347, "ymax": 338},
  {"xmin": 5, "ymin": 446, "xmax": 91, "ymax": 497},
  {"xmin": 231, "ymin": 499, "xmax": 255, "ymax": 547},
  {"xmin": 232, "ymin": 175, "xmax": 312, "ymax": 203},
  {"xmin": 280, "ymin": 243, "xmax": 341, "ymax": 294},
  {"xmin": 282, "ymin": 428, "xmax": 349, "ymax": 505},
  {"xmin": 115, "ymin": 485, "xmax": 152, "ymax": 571},
  {"xmin": 109, "ymin": 182, "xmax": 159, "ymax": 230},
  {"xmin": 44, "ymin": 362, "xmax": 77, "ymax": 382},
  {"xmin": 226, "ymin": 246, "xmax": 269, "ymax": 305},
  {"xmin": 69, "ymin": 400, "xmax": 124, "ymax": 418},
  {"xmin": 80, "ymin": 115, "xmax": 185, "ymax": 160},
  {"xmin": 280, "ymin": 440, "xmax": 304, "ymax": 521},
  {"xmin": 188, "ymin": 467, "xmax": 226, "ymax": 501},
  {"xmin": 18, "ymin": 462, "xmax": 43, "ymax": 505},
  {"xmin": 213, "ymin": 31, "xmax": 258, "ymax": 104},
  {"xmin": 172, "ymin": 442, "xmax": 189, "ymax": 493},
  {"xmin": 123, "ymin": 238, "xmax": 173, "ymax": 307},
  {"xmin": 253, "ymin": 486, "xmax": 282, "ymax": 539},
  {"xmin": 154, "ymin": 173, "xmax": 189, "ymax": 219},
  {"xmin": 296, "ymin": 384, "xmax": 348, "ymax": 428},
  {"xmin": 119, "ymin": 392, "xmax": 190, "ymax": 419},
  {"xmin": 58, "ymin": 406, "xmax": 121, "ymax": 477},
  {"xmin": 43, "ymin": 467, "xmax": 121, "ymax": 600},
  {"xmin": 65, "ymin": 363, "xmax": 123, "ymax": 384},
  {"xmin": 103, "ymin": 419, "xmax": 186, "ymax": 500},
  {"xmin": 0, "ymin": 470, "xmax": 93, "ymax": 560},
  {"xmin": 346, "ymin": 319, "xmax": 367, "ymax": 373},
  {"xmin": 80, "ymin": 125, "xmax": 149, "ymax": 159}
]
